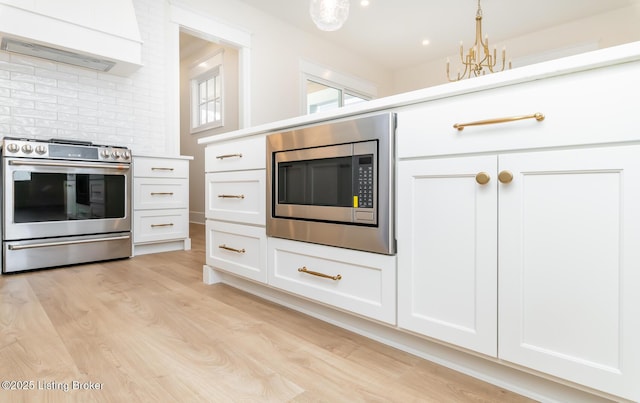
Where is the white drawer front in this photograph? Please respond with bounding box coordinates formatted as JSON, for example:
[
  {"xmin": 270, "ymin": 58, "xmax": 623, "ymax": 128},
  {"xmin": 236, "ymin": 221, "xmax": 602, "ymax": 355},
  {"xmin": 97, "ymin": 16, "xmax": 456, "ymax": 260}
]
[
  {"xmin": 134, "ymin": 157, "xmax": 189, "ymax": 178},
  {"xmin": 205, "ymin": 170, "xmax": 265, "ymax": 225},
  {"xmin": 134, "ymin": 178, "xmax": 188, "ymax": 210},
  {"xmin": 397, "ymin": 62, "xmax": 640, "ymax": 158},
  {"xmin": 134, "ymin": 210, "xmax": 189, "ymax": 243},
  {"xmin": 267, "ymin": 237, "xmax": 396, "ymax": 325},
  {"xmin": 206, "ymin": 220, "xmax": 266, "ymax": 283},
  {"xmin": 205, "ymin": 136, "xmax": 266, "ymax": 172}
]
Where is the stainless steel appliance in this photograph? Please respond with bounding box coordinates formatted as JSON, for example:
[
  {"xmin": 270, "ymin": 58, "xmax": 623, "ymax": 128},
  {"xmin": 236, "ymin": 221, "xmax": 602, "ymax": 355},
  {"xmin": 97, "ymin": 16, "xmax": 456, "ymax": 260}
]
[
  {"xmin": 1, "ymin": 137, "xmax": 132, "ymax": 273},
  {"xmin": 267, "ymin": 112, "xmax": 396, "ymax": 255}
]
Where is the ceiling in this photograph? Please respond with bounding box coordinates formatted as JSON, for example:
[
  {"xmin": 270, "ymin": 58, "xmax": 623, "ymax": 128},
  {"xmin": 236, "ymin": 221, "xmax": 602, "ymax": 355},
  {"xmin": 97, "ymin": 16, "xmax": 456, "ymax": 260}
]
[{"xmin": 235, "ymin": 0, "xmax": 637, "ymax": 70}]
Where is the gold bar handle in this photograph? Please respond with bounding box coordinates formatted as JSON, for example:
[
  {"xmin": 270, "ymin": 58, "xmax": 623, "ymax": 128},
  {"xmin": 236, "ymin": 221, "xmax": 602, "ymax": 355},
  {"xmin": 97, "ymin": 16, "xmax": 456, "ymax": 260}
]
[
  {"xmin": 453, "ymin": 112, "xmax": 545, "ymax": 131},
  {"xmin": 150, "ymin": 192, "xmax": 174, "ymax": 196},
  {"xmin": 298, "ymin": 266, "xmax": 342, "ymax": 281},
  {"xmin": 218, "ymin": 244, "xmax": 246, "ymax": 254},
  {"xmin": 151, "ymin": 223, "xmax": 174, "ymax": 228},
  {"xmin": 151, "ymin": 167, "xmax": 175, "ymax": 171},
  {"xmin": 218, "ymin": 194, "xmax": 245, "ymax": 199},
  {"xmin": 216, "ymin": 153, "xmax": 243, "ymax": 160}
]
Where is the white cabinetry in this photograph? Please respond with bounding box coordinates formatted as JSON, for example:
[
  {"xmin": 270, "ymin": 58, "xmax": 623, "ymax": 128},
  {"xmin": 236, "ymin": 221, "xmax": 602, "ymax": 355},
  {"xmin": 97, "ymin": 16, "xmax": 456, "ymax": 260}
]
[
  {"xmin": 397, "ymin": 155, "xmax": 497, "ymax": 356},
  {"xmin": 498, "ymin": 147, "xmax": 640, "ymax": 400},
  {"xmin": 268, "ymin": 237, "xmax": 396, "ymax": 325},
  {"xmin": 199, "ymin": 45, "xmax": 640, "ymax": 402},
  {"xmin": 204, "ymin": 136, "xmax": 267, "ymax": 283},
  {"xmin": 133, "ymin": 156, "xmax": 191, "ymax": 255},
  {"xmin": 397, "ymin": 61, "xmax": 640, "ymax": 401}
]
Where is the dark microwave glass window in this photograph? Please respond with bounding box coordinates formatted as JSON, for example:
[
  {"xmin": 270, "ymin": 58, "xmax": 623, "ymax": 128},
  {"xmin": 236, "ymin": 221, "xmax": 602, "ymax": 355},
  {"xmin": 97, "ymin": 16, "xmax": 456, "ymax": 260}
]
[
  {"xmin": 278, "ymin": 156, "xmax": 353, "ymax": 207},
  {"xmin": 12, "ymin": 171, "xmax": 126, "ymax": 223}
]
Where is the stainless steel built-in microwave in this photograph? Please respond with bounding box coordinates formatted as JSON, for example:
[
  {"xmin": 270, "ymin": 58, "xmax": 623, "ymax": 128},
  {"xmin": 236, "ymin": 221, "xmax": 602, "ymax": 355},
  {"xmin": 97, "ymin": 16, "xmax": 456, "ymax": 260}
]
[{"xmin": 266, "ymin": 112, "xmax": 395, "ymax": 255}]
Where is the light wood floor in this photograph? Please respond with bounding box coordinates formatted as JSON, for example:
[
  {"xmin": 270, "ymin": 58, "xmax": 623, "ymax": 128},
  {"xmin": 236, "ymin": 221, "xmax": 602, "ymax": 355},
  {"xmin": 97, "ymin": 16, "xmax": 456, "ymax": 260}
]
[{"xmin": 0, "ymin": 223, "xmax": 535, "ymax": 402}]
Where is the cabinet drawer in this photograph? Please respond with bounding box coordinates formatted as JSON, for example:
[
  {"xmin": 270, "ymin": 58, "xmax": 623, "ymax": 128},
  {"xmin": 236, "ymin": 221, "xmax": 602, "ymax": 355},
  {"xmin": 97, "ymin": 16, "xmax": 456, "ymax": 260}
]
[
  {"xmin": 134, "ymin": 157, "xmax": 189, "ymax": 178},
  {"xmin": 397, "ymin": 62, "xmax": 640, "ymax": 158},
  {"xmin": 205, "ymin": 136, "xmax": 266, "ymax": 172},
  {"xmin": 205, "ymin": 170, "xmax": 265, "ymax": 225},
  {"xmin": 267, "ymin": 237, "xmax": 396, "ymax": 325},
  {"xmin": 134, "ymin": 210, "xmax": 189, "ymax": 243},
  {"xmin": 134, "ymin": 178, "xmax": 188, "ymax": 210},
  {"xmin": 206, "ymin": 220, "xmax": 266, "ymax": 283}
]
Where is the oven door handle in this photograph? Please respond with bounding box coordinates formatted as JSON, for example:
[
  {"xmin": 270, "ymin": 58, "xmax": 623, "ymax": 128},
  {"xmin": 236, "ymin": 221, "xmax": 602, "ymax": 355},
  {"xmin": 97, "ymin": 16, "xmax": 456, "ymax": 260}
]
[
  {"xmin": 8, "ymin": 160, "xmax": 130, "ymax": 170},
  {"xmin": 7, "ymin": 235, "xmax": 131, "ymax": 251}
]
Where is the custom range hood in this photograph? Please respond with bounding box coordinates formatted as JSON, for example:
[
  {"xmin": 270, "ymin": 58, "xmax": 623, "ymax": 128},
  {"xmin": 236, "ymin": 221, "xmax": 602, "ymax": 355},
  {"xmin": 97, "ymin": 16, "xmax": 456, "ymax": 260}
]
[{"xmin": 0, "ymin": 0, "xmax": 142, "ymax": 75}]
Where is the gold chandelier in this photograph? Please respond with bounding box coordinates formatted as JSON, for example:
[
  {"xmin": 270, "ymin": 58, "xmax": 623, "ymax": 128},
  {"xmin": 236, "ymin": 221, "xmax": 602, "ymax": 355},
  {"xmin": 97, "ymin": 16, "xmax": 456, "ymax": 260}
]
[{"xmin": 446, "ymin": 0, "xmax": 511, "ymax": 81}]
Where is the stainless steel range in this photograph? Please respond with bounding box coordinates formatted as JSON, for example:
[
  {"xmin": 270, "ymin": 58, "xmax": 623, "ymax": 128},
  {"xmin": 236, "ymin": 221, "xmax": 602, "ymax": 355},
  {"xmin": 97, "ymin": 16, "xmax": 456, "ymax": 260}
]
[{"xmin": 1, "ymin": 137, "xmax": 132, "ymax": 273}]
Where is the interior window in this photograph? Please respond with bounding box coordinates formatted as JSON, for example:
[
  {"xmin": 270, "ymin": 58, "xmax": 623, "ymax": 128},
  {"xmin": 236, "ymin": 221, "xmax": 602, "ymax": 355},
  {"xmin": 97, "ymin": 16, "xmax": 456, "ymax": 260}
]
[
  {"xmin": 190, "ymin": 52, "xmax": 224, "ymax": 133},
  {"xmin": 196, "ymin": 70, "xmax": 222, "ymax": 126},
  {"xmin": 305, "ymin": 78, "xmax": 370, "ymax": 114}
]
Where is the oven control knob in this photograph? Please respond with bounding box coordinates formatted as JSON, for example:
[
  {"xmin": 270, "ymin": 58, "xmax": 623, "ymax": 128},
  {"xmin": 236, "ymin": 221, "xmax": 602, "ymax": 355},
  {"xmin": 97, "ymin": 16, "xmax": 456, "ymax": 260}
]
[
  {"xmin": 101, "ymin": 149, "xmax": 111, "ymax": 159},
  {"xmin": 122, "ymin": 151, "xmax": 131, "ymax": 160},
  {"xmin": 6, "ymin": 143, "xmax": 19, "ymax": 153},
  {"xmin": 112, "ymin": 151, "xmax": 121, "ymax": 159},
  {"xmin": 35, "ymin": 145, "xmax": 47, "ymax": 155},
  {"xmin": 21, "ymin": 144, "xmax": 33, "ymax": 154}
]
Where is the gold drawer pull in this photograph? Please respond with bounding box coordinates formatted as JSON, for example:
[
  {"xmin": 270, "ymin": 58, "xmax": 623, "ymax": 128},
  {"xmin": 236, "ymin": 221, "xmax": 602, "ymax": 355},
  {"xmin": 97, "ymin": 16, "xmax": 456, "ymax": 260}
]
[
  {"xmin": 298, "ymin": 266, "xmax": 342, "ymax": 281},
  {"xmin": 218, "ymin": 194, "xmax": 245, "ymax": 199},
  {"xmin": 151, "ymin": 223, "xmax": 174, "ymax": 228},
  {"xmin": 453, "ymin": 112, "xmax": 545, "ymax": 131},
  {"xmin": 216, "ymin": 153, "xmax": 243, "ymax": 160},
  {"xmin": 151, "ymin": 167, "xmax": 175, "ymax": 171},
  {"xmin": 150, "ymin": 192, "xmax": 174, "ymax": 196},
  {"xmin": 218, "ymin": 244, "xmax": 246, "ymax": 254}
]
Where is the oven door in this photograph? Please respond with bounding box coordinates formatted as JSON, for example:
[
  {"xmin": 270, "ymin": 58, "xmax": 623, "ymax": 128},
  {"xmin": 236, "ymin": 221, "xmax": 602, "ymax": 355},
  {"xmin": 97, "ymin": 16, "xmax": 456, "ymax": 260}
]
[{"xmin": 3, "ymin": 158, "xmax": 131, "ymax": 240}]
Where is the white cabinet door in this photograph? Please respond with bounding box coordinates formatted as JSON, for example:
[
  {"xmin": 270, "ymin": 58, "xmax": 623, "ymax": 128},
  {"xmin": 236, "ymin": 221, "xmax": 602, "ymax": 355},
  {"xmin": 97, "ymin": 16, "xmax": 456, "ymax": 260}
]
[
  {"xmin": 499, "ymin": 146, "xmax": 640, "ymax": 401},
  {"xmin": 397, "ymin": 155, "xmax": 498, "ymax": 356}
]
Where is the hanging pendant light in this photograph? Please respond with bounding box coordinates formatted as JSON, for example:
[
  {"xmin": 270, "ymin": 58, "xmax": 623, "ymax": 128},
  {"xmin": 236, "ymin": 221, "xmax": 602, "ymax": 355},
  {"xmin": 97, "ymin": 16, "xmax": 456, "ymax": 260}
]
[{"xmin": 310, "ymin": 0, "xmax": 350, "ymax": 31}]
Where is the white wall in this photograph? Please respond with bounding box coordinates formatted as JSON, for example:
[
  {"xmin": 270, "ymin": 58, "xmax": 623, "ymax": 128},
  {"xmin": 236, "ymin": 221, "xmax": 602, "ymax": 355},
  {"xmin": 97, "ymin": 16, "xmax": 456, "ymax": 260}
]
[
  {"xmin": 392, "ymin": 4, "xmax": 640, "ymax": 93},
  {"xmin": 0, "ymin": 0, "xmax": 171, "ymax": 155},
  {"xmin": 173, "ymin": 0, "xmax": 394, "ymax": 126}
]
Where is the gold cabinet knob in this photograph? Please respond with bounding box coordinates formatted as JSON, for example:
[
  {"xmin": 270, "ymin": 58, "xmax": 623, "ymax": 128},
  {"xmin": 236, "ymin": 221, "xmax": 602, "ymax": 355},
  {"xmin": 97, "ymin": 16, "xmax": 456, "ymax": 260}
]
[
  {"xmin": 475, "ymin": 172, "xmax": 490, "ymax": 185},
  {"xmin": 498, "ymin": 170, "xmax": 513, "ymax": 184}
]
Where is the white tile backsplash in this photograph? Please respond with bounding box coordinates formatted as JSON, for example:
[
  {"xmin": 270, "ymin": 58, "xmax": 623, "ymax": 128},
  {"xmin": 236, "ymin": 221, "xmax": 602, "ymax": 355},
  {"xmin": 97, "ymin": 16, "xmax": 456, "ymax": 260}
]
[{"xmin": 0, "ymin": 0, "xmax": 169, "ymax": 155}]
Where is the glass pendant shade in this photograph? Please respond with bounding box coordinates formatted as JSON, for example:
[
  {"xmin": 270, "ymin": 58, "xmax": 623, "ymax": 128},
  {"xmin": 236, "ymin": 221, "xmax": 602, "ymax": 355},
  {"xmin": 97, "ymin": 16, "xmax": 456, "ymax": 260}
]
[{"xmin": 310, "ymin": 0, "xmax": 350, "ymax": 31}]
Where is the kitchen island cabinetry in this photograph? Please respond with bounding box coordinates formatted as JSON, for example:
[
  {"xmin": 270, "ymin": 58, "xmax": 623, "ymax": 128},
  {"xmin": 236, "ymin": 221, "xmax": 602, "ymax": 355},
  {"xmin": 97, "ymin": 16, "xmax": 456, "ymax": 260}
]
[
  {"xmin": 203, "ymin": 136, "xmax": 267, "ymax": 283},
  {"xmin": 199, "ymin": 43, "xmax": 640, "ymax": 402},
  {"xmin": 397, "ymin": 155, "xmax": 498, "ymax": 357},
  {"xmin": 267, "ymin": 237, "xmax": 396, "ymax": 325},
  {"xmin": 132, "ymin": 155, "xmax": 192, "ymax": 255},
  {"xmin": 398, "ymin": 146, "xmax": 640, "ymax": 400},
  {"xmin": 396, "ymin": 57, "xmax": 640, "ymax": 401}
]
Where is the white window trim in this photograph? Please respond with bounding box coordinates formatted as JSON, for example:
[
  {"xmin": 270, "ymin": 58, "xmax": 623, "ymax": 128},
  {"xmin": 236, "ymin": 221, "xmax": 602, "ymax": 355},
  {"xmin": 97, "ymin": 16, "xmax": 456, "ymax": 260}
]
[
  {"xmin": 299, "ymin": 59, "xmax": 377, "ymax": 115},
  {"xmin": 189, "ymin": 50, "xmax": 224, "ymax": 134}
]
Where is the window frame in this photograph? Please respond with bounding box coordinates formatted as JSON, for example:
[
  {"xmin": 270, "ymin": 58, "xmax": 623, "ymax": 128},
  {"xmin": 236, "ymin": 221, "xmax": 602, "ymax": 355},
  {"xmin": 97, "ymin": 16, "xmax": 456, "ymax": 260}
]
[
  {"xmin": 300, "ymin": 60, "xmax": 376, "ymax": 115},
  {"xmin": 189, "ymin": 50, "xmax": 224, "ymax": 134}
]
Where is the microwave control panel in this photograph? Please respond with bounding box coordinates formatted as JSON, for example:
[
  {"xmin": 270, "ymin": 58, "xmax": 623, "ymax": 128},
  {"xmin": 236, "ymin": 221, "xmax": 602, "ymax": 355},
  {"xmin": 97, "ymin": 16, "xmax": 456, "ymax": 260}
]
[{"xmin": 355, "ymin": 155, "xmax": 374, "ymax": 208}]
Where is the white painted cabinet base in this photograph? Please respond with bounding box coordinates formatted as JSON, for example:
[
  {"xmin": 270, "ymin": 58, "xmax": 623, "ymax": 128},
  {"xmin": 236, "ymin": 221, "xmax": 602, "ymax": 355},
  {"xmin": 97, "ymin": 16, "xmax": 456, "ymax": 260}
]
[
  {"xmin": 133, "ymin": 155, "xmax": 192, "ymax": 256},
  {"xmin": 134, "ymin": 238, "xmax": 192, "ymax": 256},
  {"xmin": 268, "ymin": 238, "xmax": 396, "ymax": 325}
]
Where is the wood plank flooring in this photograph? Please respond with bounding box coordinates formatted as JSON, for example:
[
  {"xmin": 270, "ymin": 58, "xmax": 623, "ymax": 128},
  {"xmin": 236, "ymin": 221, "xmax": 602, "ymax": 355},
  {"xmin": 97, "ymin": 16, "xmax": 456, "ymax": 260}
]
[{"xmin": 0, "ymin": 223, "xmax": 535, "ymax": 402}]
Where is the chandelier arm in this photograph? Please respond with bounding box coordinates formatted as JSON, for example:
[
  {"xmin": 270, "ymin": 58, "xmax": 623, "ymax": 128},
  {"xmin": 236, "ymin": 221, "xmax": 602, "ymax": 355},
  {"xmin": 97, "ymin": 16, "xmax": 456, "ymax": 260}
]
[{"xmin": 446, "ymin": 0, "xmax": 510, "ymax": 81}]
